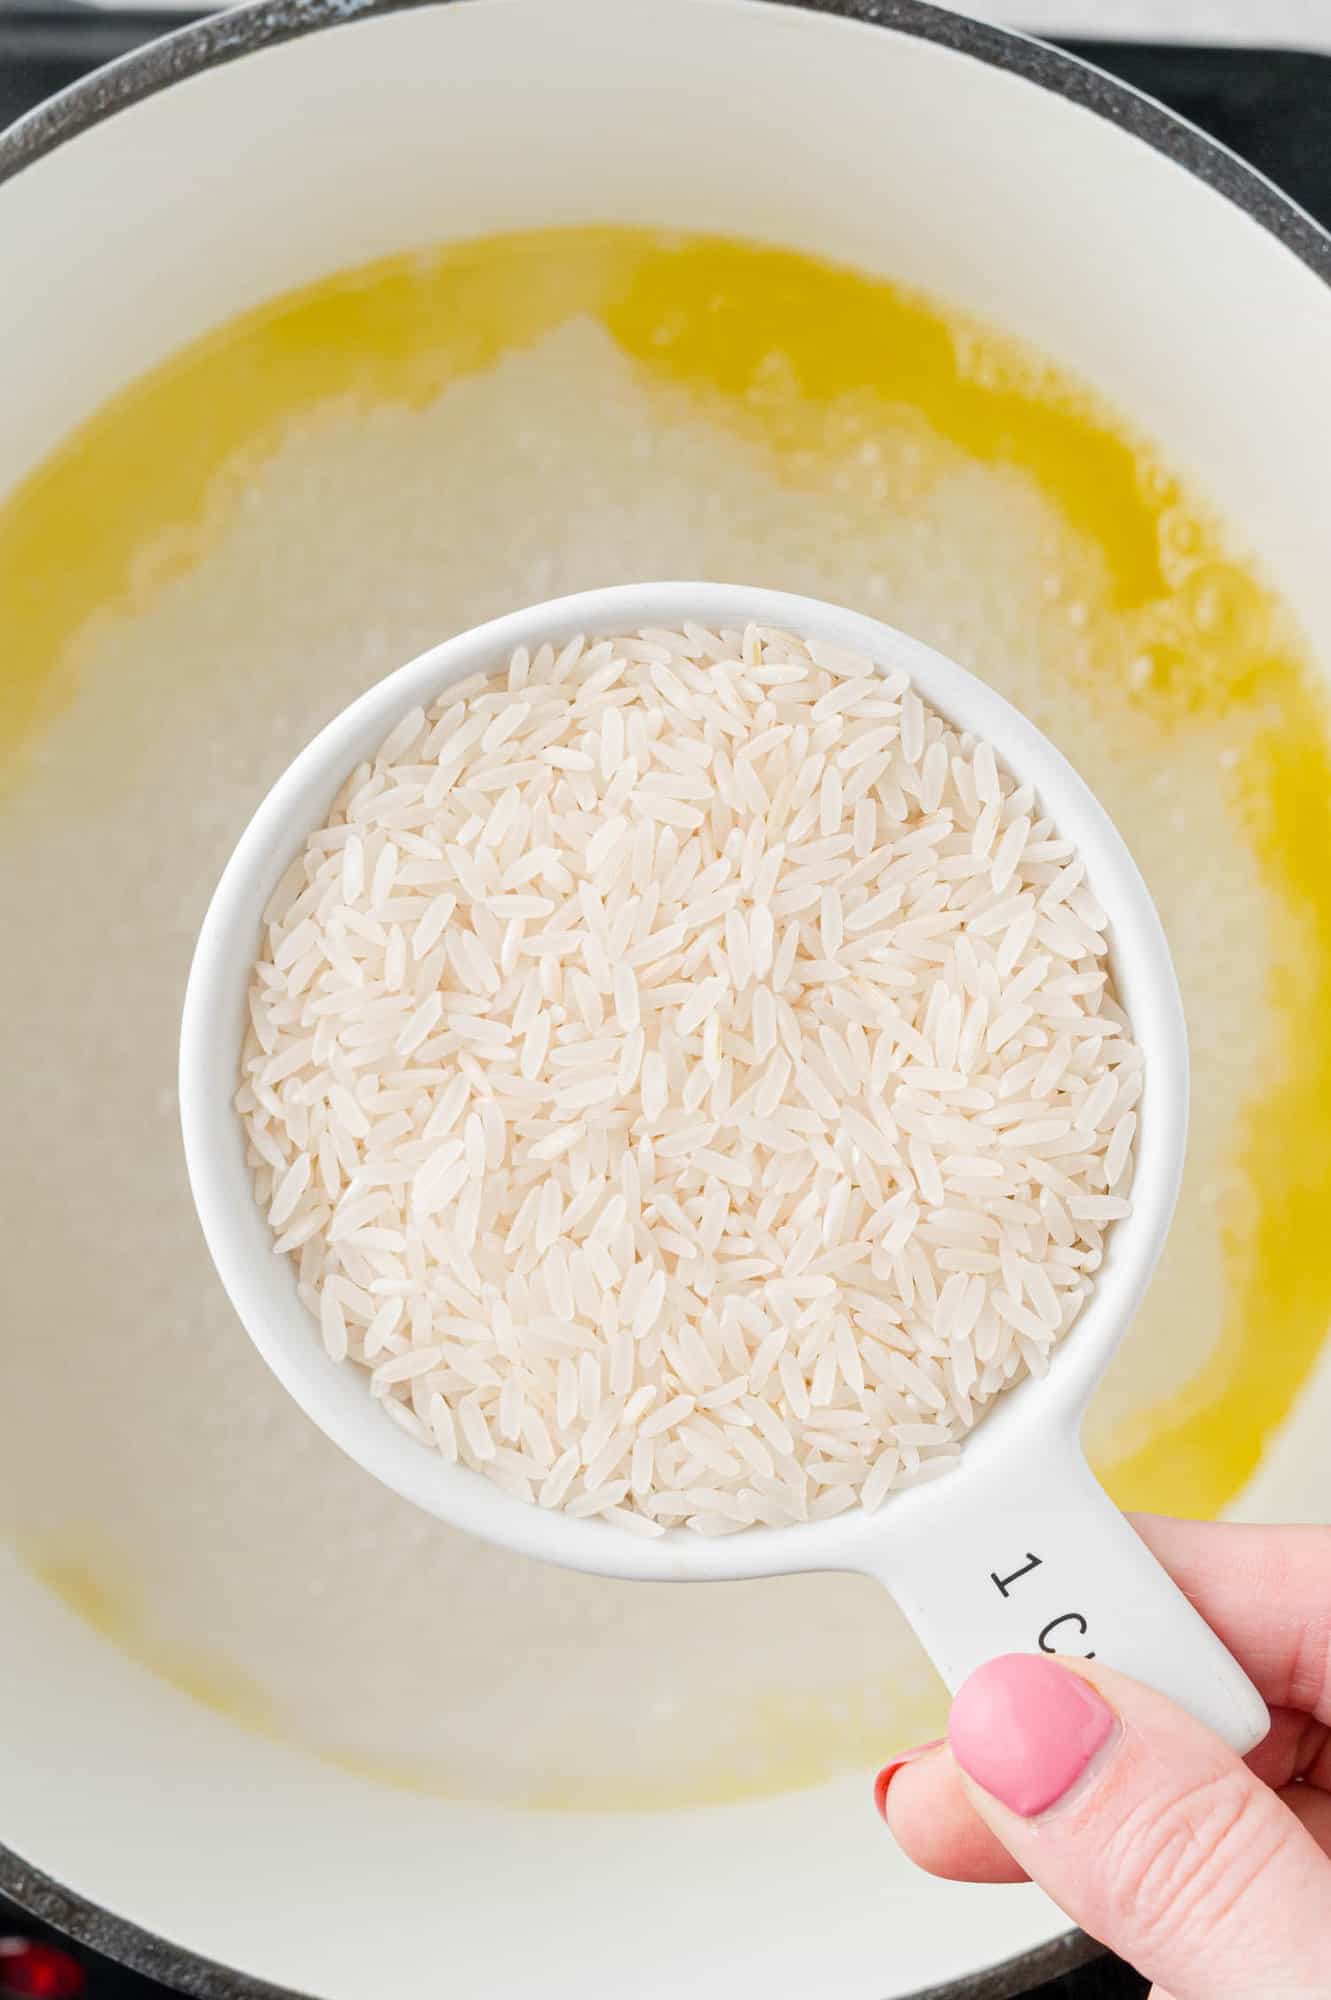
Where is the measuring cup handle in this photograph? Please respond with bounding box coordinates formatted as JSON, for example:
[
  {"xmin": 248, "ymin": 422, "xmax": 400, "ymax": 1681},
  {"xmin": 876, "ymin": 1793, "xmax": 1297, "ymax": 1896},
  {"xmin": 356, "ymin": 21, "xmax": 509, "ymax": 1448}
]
[{"xmin": 865, "ymin": 1432, "xmax": 1269, "ymax": 1753}]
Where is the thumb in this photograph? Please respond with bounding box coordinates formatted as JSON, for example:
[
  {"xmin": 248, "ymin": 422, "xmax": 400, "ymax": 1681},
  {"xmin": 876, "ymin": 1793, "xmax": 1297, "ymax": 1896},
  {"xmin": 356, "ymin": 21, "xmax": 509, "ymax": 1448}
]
[{"xmin": 946, "ymin": 1653, "xmax": 1331, "ymax": 2000}]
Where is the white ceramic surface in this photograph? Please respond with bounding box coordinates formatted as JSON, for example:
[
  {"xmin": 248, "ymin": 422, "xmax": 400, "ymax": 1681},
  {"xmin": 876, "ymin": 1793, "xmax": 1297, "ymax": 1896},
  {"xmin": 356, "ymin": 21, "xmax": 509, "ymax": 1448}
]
[
  {"xmin": 2, "ymin": 5, "xmax": 1330, "ymax": 1998},
  {"xmin": 965, "ymin": 0, "xmax": 1331, "ymax": 46},
  {"xmin": 86, "ymin": 0, "xmax": 1331, "ymax": 50}
]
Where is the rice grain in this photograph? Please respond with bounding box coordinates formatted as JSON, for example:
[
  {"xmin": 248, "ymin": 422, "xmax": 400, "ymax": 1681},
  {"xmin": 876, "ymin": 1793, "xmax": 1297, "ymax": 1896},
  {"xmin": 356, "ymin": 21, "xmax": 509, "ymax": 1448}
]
[{"xmin": 241, "ymin": 622, "xmax": 1139, "ymax": 1533}]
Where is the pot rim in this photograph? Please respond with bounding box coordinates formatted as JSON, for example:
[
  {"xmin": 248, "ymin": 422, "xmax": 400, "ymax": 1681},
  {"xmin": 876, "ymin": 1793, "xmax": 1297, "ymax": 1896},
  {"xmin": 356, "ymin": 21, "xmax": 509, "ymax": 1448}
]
[
  {"xmin": 2, "ymin": 0, "xmax": 1330, "ymax": 288},
  {"xmin": 1, "ymin": 3, "xmax": 1327, "ymax": 1997}
]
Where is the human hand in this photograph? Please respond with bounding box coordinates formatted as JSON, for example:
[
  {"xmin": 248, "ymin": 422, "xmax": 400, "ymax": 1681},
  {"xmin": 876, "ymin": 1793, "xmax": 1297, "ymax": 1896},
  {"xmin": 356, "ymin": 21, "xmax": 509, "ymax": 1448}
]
[{"xmin": 877, "ymin": 1518, "xmax": 1331, "ymax": 2000}]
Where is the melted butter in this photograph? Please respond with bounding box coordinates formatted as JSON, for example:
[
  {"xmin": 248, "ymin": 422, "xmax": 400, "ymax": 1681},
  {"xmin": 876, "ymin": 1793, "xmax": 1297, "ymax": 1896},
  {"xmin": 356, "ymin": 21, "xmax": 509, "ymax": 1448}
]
[
  {"xmin": 33, "ymin": 1557, "xmax": 284, "ymax": 1743},
  {"xmin": 5, "ymin": 228, "xmax": 1331, "ymax": 1800},
  {"xmin": 1106, "ymin": 721, "xmax": 1331, "ymax": 1514},
  {"xmin": 33, "ymin": 1559, "xmax": 943, "ymax": 1812}
]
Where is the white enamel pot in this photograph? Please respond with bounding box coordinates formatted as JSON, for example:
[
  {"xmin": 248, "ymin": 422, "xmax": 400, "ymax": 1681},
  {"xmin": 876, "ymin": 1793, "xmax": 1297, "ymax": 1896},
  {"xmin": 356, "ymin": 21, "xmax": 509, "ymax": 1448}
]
[{"xmin": 2, "ymin": 6, "xmax": 1330, "ymax": 2000}]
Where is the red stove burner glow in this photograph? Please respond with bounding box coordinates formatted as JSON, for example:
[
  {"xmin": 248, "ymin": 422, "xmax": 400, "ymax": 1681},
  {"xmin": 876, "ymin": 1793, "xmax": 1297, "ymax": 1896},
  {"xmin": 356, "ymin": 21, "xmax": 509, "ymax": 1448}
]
[{"xmin": 0, "ymin": 1939, "xmax": 86, "ymax": 1998}]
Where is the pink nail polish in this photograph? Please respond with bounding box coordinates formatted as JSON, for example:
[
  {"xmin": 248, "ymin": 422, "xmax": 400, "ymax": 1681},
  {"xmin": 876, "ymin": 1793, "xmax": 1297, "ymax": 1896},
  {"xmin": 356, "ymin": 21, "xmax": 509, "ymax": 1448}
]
[
  {"xmin": 873, "ymin": 1738, "xmax": 945, "ymax": 1819},
  {"xmin": 949, "ymin": 1654, "xmax": 1115, "ymax": 1818}
]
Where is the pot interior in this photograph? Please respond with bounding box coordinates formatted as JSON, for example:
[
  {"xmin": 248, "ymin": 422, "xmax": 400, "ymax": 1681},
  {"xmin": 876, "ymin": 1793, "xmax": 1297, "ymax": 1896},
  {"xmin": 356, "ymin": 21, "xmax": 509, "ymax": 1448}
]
[{"xmin": 2, "ymin": 5, "xmax": 1330, "ymax": 1996}]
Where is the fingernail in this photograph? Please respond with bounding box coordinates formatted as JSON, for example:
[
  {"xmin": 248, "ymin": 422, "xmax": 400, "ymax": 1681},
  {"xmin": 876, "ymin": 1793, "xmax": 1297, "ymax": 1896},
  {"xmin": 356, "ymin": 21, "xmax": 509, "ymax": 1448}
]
[
  {"xmin": 949, "ymin": 1655, "xmax": 1115, "ymax": 1818},
  {"xmin": 873, "ymin": 1739, "xmax": 945, "ymax": 1819}
]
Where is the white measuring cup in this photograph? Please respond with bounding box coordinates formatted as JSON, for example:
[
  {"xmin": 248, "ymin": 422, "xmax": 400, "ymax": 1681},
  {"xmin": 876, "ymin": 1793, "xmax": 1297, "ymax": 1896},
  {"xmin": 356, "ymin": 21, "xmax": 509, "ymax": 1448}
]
[{"xmin": 179, "ymin": 583, "xmax": 1268, "ymax": 1752}]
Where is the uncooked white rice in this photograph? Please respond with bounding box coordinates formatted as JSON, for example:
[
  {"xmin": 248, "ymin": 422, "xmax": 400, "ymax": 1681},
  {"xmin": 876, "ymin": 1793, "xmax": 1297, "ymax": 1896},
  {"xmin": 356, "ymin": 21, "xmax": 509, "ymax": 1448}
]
[{"xmin": 238, "ymin": 623, "xmax": 1140, "ymax": 1535}]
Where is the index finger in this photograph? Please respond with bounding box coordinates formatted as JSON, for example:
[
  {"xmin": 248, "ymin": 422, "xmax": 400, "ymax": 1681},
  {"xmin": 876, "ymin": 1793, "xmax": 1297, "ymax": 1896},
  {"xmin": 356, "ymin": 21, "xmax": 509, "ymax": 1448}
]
[{"xmin": 1130, "ymin": 1517, "xmax": 1331, "ymax": 1724}]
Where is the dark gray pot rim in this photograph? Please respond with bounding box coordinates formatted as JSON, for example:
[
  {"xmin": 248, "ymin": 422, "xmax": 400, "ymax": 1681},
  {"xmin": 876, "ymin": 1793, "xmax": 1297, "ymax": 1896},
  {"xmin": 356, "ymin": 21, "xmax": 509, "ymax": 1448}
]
[{"xmin": 1, "ymin": 3, "xmax": 1327, "ymax": 1997}]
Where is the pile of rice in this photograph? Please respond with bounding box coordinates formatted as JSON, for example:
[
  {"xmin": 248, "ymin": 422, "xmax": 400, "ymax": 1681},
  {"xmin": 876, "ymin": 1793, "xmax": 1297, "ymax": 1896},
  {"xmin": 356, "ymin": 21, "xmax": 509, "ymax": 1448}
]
[{"xmin": 239, "ymin": 622, "xmax": 1140, "ymax": 1535}]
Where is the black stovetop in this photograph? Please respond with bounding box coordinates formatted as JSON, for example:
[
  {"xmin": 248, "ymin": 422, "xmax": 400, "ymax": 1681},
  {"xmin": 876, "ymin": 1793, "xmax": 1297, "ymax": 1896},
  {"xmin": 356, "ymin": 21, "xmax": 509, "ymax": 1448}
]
[{"xmin": 1, "ymin": 12, "xmax": 1328, "ymax": 1999}]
